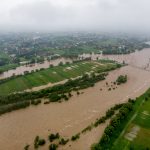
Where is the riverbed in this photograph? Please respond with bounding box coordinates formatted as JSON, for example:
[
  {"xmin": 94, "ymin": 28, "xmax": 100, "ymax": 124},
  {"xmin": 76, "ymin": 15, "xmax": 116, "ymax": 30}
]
[{"xmin": 0, "ymin": 48, "xmax": 150, "ymax": 150}]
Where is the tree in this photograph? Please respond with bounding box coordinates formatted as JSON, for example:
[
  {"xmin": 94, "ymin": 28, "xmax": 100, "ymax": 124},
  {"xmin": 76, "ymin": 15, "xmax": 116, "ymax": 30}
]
[
  {"xmin": 104, "ymin": 126, "xmax": 114, "ymax": 136},
  {"xmin": 100, "ymin": 133, "xmax": 110, "ymax": 144},
  {"xmin": 49, "ymin": 144, "xmax": 58, "ymax": 150}
]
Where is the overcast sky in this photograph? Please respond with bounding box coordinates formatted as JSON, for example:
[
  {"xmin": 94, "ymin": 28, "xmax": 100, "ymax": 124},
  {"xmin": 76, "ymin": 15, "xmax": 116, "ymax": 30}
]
[{"xmin": 0, "ymin": 0, "xmax": 150, "ymax": 33}]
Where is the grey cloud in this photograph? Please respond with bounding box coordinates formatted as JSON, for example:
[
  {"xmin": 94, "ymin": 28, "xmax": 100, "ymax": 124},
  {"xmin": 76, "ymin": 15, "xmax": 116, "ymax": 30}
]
[{"xmin": 0, "ymin": 0, "xmax": 150, "ymax": 33}]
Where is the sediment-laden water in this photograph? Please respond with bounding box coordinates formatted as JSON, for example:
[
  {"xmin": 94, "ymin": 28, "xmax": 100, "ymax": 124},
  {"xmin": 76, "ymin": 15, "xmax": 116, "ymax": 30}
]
[
  {"xmin": 0, "ymin": 57, "xmax": 72, "ymax": 79},
  {"xmin": 0, "ymin": 48, "xmax": 150, "ymax": 150}
]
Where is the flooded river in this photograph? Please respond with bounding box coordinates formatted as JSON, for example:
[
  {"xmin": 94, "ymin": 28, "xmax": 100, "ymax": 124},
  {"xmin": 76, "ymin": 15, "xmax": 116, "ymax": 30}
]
[
  {"xmin": 1, "ymin": 48, "xmax": 150, "ymax": 80},
  {"xmin": 0, "ymin": 48, "xmax": 150, "ymax": 150},
  {"xmin": 0, "ymin": 57, "xmax": 72, "ymax": 79}
]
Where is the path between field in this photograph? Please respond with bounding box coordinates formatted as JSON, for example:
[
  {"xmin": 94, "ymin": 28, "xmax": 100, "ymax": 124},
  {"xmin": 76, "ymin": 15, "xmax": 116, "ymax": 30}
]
[
  {"xmin": 24, "ymin": 62, "xmax": 149, "ymax": 93},
  {"xmin": 24, "ymin": 75, "xmax": 82, "ymax": 92},
  {"xmin": 25, "ymin": 79, "xmax": 68, "ymax": 92},
  {"xmin": 23, "ymin": 61, "xmax": 110, "ymax": 92}
]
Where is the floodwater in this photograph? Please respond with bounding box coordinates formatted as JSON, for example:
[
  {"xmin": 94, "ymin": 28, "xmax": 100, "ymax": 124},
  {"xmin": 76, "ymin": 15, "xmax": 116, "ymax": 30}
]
[
  {"xmin": 102, "ymin": 49, "xmax": 150, "ymax": 70},
  {"xmin": 0, "ymin": 48, "xmax": 150, "ymax": 150},
  {"xmin": 0, "ymin": 57, "xmax": 72, "ymax": 79}
]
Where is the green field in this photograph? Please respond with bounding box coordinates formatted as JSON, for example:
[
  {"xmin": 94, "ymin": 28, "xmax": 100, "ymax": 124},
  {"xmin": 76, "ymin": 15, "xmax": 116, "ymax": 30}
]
[
  {"xmin": 0, "ymin": 61, "xmax": 117, "ymax": 95},
  {"xmin": 112, "ymin": 91, "xmax": 150, "ymax": 150}
]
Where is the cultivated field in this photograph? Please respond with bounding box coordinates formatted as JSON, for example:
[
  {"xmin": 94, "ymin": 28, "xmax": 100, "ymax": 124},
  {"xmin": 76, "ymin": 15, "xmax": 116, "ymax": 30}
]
[
  {"xmin": 0, "ymin": 61, "xmax": 117, "ymax": 95},
  {"xmin": 112, "ymin": 89, "xmax": 150, "ymax": 150}
]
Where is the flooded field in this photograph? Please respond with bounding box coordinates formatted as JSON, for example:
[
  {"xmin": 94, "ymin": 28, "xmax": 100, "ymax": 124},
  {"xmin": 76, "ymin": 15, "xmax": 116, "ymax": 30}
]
[
  {"xmin": 1, "ymin": 48, "xmax": 150, "ymax": 80},
  {"xmin": 0, "ymin": 48, "xmax": 150, "ymax": 150},
  {"xmin": 102, "ymin": 49, "xmax": 150, "ymax": 70},
  {"xmin": 0, "ymin": 57, "xmax": 72, "ymax": 79}
]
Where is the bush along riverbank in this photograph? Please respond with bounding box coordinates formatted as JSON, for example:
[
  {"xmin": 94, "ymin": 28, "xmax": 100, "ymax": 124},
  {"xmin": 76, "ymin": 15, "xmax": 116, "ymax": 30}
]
[
  {"xmin": 0, "ymin": 60, "xmax": 123, "ymax": 115},
  {"xmin": 0, "ymin": 61, "xmax": 123, "ymax": 116},
  {"xmin": 23, "ymin": 100, "xmax": 135, "ymax": 150},
  {"xmin": 91, "ymin": 88, "xmax": 150, "ymax": 150},
  {"xmin": 0, "ymin": 72, "xmax": 109, "ymax": 115}
]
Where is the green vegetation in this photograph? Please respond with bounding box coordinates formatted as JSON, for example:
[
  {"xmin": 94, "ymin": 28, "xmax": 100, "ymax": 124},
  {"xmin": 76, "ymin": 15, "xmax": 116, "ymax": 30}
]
[
  {"xmin": 24, "ymin": 144, "xmax": 30, "ymax": 150},
  {"xmin": 0, "ymin": 63, "xmax": 19, "ymax": 74},
  {"xmin": 93, "ymin": 100, "xmax": 135, "ymax": 150},
  {"xmin": 59, "ymin": 138, "xmax": 69, "ymax": 145},
  {"xmin": 34, "ymin": 136, "xmax": 46, "ymax": 149},
  {"xmin": 0, "ymin": 51, "xmax": 19, "ymax": 73},
  {"xmin": 31, "ymin": 99, "xmax": 41, "ymax": 105},
  {"xmin": 23, "ymin": 101, "xmax": 124, "ymax": 150},
  {"xmin": 71, "ymin": 133, "xmax": 80, "ymax": 141},
  {"xmin": 38, "ymin": 139, "xmax": 46, "ymax": 146},
  {"xmin": 92, "ymin": 89, "xmax": 150, "ymax": 150},
  {"xmin": 0, "ymin": 101, "xmax": 30, "ymax": 115},
  {"xmin": 0, "ymin": 71, "xmax": 110, "ymax": 115},
  {"xmin": 0, "ymin": 33, "xmax": 149, "ymax": 75},
  {"xmin": 23, "ymin": 90, "xmax": 150, "ymax": 150},
  {"xmin": 0, "ymin": 61, "xmax": 118, "ymax": 95},
  {"xmin": 49, "ymin": 144, "xmax": 58, "ymax": 150},
  {"xmin": 34, "ymin": 136, "xmax": 39, "ymax": 149},
  {"xmin": 111, "ymin": 90, "xmax": 150, "ymax": 150},
  {"xmin": 116, "ymin": 75, "xmax": 127, "ymax": 85},
  {"xmin": 31, "ymin": 133, "xmax": 69, "ymax": 150},
  {"xmin": 0, "ymin": 51, "xmax": 11, "ymax": 66},
  {"xmin": 20, "ymin": 77, "xmax": 149, "ymax": 150},
  {"xmin": 48, "ymin": 133, "xmax": 60, "ymax": 142},
  {"xmin": 0, "ymin": 60, "xmax": 123, "ymax": 116}
]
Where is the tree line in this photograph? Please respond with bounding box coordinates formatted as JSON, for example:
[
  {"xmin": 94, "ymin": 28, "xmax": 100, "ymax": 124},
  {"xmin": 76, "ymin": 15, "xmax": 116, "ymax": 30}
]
[{"xmin": 0, "ymin": 72, "xmax": 108, "ymax": 115}]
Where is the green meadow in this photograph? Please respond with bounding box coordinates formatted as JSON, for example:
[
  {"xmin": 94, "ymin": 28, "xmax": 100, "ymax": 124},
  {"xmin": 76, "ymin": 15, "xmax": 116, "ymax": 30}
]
[
  {"xmin": 0, "ymin": 61, "xmax": 117, "ymax": 95},
  {"xmin": 112, "ymin": 90, "xmax": 150, "ymax": 150}
]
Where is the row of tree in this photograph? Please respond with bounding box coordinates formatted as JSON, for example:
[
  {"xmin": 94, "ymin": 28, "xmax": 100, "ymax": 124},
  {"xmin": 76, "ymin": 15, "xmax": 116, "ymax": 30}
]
[
  {"xmin": 92, "ymin": 99, "xmax": 135, "ymax": 150},
  {"xmin": 0, "ymin": 72, "xmax": 109, "ymax": 115},
  {"xmin": 0, "ymin": 61, "xmax": 122, "ymax": 115}
]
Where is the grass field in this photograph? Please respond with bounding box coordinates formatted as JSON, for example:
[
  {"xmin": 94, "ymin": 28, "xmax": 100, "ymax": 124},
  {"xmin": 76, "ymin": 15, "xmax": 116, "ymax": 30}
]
[
  {"xmin": 112, "ymin": 90, "xmax": 150, "ymax": 150},
  {"xmin": 0, "ymin": 61, "xmax": 117, "ymax": 95}
]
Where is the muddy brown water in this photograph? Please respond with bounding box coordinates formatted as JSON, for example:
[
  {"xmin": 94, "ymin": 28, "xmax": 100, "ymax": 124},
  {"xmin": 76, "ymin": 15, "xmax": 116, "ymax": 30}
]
[
  {"xmin": 0, "ymin": 58, "xmax": 72, "ymax": 79},
  {"xmin": 0, "ymin": 49, "xmax": 150, "ymax": 150}
]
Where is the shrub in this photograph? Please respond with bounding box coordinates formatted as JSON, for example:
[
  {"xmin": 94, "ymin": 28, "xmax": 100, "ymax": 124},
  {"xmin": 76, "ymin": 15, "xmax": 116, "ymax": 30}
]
[
  {"xmin": 49, "ymin": 93, "xmax": 61, "ymax": 102},
  {"xmin": 97, "ymin": 101, "xmax": 134, "ymax": 149},
  {"xmin": 68, "ymin": 92, "xmax": 72, "ymax": 97},
  {"xmin": 59, "ymin": 138, "xmax": 69, "ymax": 145},
  {"xmin": 0, "ymin": 69, "xmax": 112, "ymax": 115},
  {"xmin": 71, "ymin": 133, "xmax": 80, "ymax": 141},
  {"xmin": 31, "ymin": 99, "xmax": 41, "ymax": 105},
  {"xmin": 106, "ymin": 108, "xmax": 115, "ymax": 119},
  {"xmin": 34, "ymin": 136, "xmax": 39, "ymax": 149},
  {"xmin": 24, "ymin": 144, "xmax": 30, "ymax": 150},
  {"xmin": 48, "ymin": 133, "xmax": 60, "ymax": 142},
  {"xmin": 44, "ymin": 101, "xmax": 50, "ymax": 104},
  {"xmin": 38, "ymin": 139, "xmax": 46, "ymax": 146},
  {"xmin": 108, "ymin": 88, "xmax": 111, "ymax": 91},
  {"xmin": 77, "ymin": 91, "xmax": 80, "ymax": 95},
  {"xmin": 49, "ymin": 144, "xmax": 58, "ymax": 150},
  {"xmin": 116, "ymin": 75, "xmax": 127, "ymax": 85},
  {"xmin": 82, "ymin": 125, "xmax": 93, "ymax": 133},
  {"xmin": 34, "ymin": 136, "xmax": 46, "ymax": 148},
  {"xmin": 0, "ymin": 101, "xmax": 30, "ymax": 115},
  {"xmin": 94, "ymin": 116, "xmax": 106, "ymax": 127}
]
